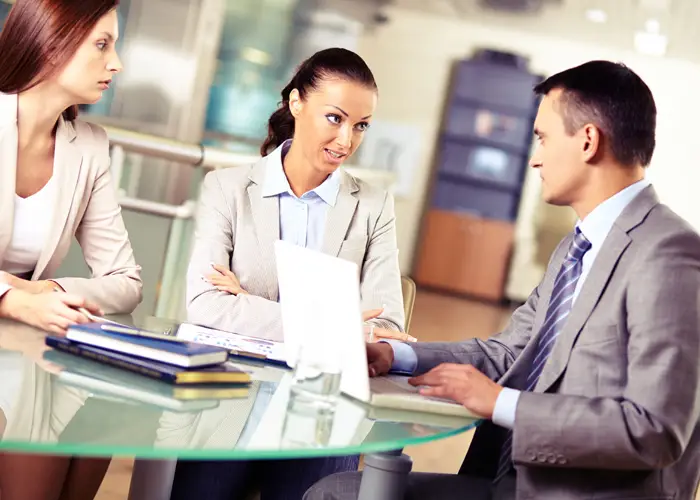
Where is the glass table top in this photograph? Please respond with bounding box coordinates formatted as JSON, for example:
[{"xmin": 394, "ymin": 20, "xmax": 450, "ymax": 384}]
[{"xmin": 0, "ymin": 317, "xmax": 479, "ymax": 459}]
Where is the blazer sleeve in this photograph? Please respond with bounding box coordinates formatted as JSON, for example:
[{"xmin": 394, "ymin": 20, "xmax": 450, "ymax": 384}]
[
  {"xmin": 512, "ymin": 230, "xmax": 700, "ymax": 470},
  {"xmin": 407, "ymin": 235, "xmax": 571, "ymax": 377},
  {"xmin": 360, "ymin": 191, "xmax": 406, "ymax": 332},
  {"xmin": 410, "ymin": 281, "xmax": 541, "ymax": 378},
  {"xmin": 52, "ymin": 126, "xmax": 142, "ymax": 314},
  {"xmin": 185, "ymin": 171, "xmax": 283, "ymax": 341}
]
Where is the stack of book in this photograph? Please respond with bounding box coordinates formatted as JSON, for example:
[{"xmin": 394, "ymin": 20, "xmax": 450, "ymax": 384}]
[{"xmin": 44, "ymin": 322, "xmax": 252, "ymax": 411}]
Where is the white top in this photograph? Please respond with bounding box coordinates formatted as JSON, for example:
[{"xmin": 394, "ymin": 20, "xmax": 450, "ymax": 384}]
[
  {"xmin": 0, "ymin": 351, "xmax": 24, "ymax": 420},
  {"xmin": 3, "ymin": 176, "xmax": 57, "ymax": 276}
]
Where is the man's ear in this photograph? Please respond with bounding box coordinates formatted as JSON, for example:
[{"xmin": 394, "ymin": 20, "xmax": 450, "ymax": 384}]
[{"xmin": 581, "ymin": 123, "xmax": 602, "ymax": 163}]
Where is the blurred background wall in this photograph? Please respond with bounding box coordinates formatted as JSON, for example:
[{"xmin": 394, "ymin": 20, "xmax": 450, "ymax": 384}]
[{"xmin": 2, "ymin": 0, "xmax": 697, "ymax": 314}]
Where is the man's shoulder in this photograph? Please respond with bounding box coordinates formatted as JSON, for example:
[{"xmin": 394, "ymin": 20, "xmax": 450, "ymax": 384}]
[{"xmin": 632, "ymin": 203, "xmax": 700, "ymax": 257}]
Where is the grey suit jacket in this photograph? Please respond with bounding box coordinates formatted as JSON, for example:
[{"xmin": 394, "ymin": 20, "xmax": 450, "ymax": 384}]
[
  {"xmin": 186, "ymin": 144, "xmax": 405, "ymax": 342},
  {"xmin": 0, "ymin": 92, "xmax": 142, "ymax": 314},
  {"xmin": 411, "ymin": 186, "xmax": 700, "ymax": 500}
]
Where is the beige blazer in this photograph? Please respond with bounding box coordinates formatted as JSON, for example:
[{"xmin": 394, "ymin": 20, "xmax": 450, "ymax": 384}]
[
  {"xmin": 413, "ymin": 186, "xmax": 700, "ymax": 499},
  {"xmin": 186, "ymin": 143, "xmax": 405, "ymax": 342},
  {"xmin": 0, "ymin": 92, "xmax": 142, "ymax": 314}
]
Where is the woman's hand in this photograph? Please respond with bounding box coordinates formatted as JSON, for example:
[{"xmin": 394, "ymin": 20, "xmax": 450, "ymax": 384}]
[
  {"xmin": 362, "ymin": 307, "xmax": 417, "ymax": 343},
  {"xmin": 203, "ymin": 264, "xmax": 248, "ymax": 296},
  {"xmin": 365, "ymin": 324, "xmax": 417, "ymax": 343},
  {"xmin": 0, "ymin": 272, "xmax": 58, "ymax": 294},
  {"xmin": 0, "ymin": 289, "xmax": 103, "ymax": 334}
]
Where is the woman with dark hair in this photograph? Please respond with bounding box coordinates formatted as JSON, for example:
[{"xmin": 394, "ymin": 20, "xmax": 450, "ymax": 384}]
[
  {"xmin": 0, "ymin": 0, "xmax": 141, "ymax": 498},
  {"xmin": 177, "ymin": 48, "xmax": 411, "ymax": 499}
]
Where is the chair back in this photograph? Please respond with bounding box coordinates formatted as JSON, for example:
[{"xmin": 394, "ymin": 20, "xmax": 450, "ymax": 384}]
[{"xmin": 401, "ymin": 276, "xmax": 417, "ymax": 334}]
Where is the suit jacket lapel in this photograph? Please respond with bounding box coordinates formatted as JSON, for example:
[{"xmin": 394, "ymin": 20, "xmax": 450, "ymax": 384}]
[
  {"xmin": 34, "ymin": 116, "xmax": 82, "ymax": 279},
  {"xmin": 535, "ymin": 186, "xmax": 659, "ymax": 392},
  {"xmin": 321, "ymin": 171, "xmax": 359, "ymax": 257},
  {"xmin": 247, "ymin": 156, "xmax": 281, "ymax": 301},
  {"xmin": 535, "ymin": 227, "xmax": 631, "ymax": 391},
  {"xmin": 0, "ymin": 121, "xmax": 17, "ymax": 269}
]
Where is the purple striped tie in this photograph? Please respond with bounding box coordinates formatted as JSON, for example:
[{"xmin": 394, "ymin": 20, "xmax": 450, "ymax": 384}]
[{"xmin": 494, "ymin": 228, "xmax": 591, "ymax": 483}]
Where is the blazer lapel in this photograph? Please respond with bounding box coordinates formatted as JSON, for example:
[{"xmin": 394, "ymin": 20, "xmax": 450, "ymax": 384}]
[
  {"xmin": 535, "ymin": 186, "xmax": 659, "ymax": 392},
  {"xmin": 33, "ymin": 116, "xmax": 82, "ymax": 279},
  {"xmin": 247, "ymin": 157, "xmax": 281, "ymax": 301},
  {"xmin": 0, "ymin": 122, "xmax": 18, "ymax": 268},
  {"xmin": 535, "ymin": 227, "xmax": 631, "ymax": 391},
  {"xmin": 321, "ymin": 171, "xmax": 359, "ymax": 257}
]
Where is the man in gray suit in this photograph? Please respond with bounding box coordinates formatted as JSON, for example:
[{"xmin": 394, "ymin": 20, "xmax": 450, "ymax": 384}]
[{"xmin": 305, "ymin": 61, "xmax": 700, "ymax": 499}]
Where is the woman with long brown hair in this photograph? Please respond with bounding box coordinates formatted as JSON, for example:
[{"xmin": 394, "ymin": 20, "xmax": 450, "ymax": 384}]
[
  {"xmin": 0, "ymin": 0, "xmax": 142, "ymax": 332},
  {"xmin": 0, "ymin": 0, "xmax": 141, "ymax": 498}
]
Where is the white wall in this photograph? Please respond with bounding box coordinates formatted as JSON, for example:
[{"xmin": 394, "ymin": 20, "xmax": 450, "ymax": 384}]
[{"xmin": 357, "ymin": 7, "xmax": 700, "ymax": 281}]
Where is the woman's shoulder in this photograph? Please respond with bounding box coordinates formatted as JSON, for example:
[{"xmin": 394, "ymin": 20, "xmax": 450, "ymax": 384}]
[
  {"xmin": 201, "ymin": 160, "xmax": 262, "ymax": 202},
  {"xmin": 341, "ymin": 169, "xmax": 393, "ymax": 206},
  {"xmin": 71, "ymin": 119, "xmax": 110, "ymax": 157}
]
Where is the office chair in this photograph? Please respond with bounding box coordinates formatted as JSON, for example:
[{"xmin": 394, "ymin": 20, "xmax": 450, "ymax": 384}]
[{"xmin": 401, "ymin": 275, "xmax": 417, "ymax": 335}]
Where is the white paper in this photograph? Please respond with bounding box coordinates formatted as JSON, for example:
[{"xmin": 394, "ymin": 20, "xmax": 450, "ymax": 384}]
[{"xmin": 175, "ymin": 323, "xmax": 286, "ymax": 363}]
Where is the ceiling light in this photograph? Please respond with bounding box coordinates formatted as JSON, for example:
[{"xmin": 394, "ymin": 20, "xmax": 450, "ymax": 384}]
[
  {"xmin": 585, "ymin": 8, "xmax": 607, "ymax": 23},
  {"xmin": 634, "ymin": 30, "xmax": 667, "ymax": 56},
  {"xmin": 644, "ymin": 18, "xmax": 661, "ymax": 33}
]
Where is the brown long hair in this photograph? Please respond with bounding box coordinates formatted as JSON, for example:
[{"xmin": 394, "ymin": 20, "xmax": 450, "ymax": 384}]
[{"xmin": 0, "ymin": 0, "xmax": 119, "ymax": 121}]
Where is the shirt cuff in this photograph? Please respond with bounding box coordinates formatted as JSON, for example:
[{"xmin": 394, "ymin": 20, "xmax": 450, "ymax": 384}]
[
  {"xmin": 0, "ymin": 283, "xmax": 11, "ymax": 300},
  {"xmin": 381, "ymin": 339, "xmax": 417, "ymax": 375},
  {"xmin": 492, "ymin": 387, "xmax": 521, "ymax": 429}
]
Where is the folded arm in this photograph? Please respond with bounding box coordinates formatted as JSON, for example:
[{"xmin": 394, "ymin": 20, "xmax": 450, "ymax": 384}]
[
  {"xmin": 186, "ymin": 171, "xmax": 284, "ymax": 341},
  {"xmin": 513, "ymin": 232, "xmax": 700, "ymax": 470}
]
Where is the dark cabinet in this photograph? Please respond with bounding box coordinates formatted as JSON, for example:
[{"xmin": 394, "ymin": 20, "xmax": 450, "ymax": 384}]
[{"xmin": 415, "ymin": 50, "xmax": 541, "ymax": 301}]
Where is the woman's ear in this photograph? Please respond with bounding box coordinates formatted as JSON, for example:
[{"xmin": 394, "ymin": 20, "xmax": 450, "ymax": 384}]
[{"xmin": 289, "ymin": 88, "xmax": 302, "ymax": 118}]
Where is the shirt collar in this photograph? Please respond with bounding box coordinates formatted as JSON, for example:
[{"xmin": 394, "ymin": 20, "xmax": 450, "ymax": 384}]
[
  {"xmin": 577, "ymin": 178, "xmax": 651, "ymax": 248},
  {"xmin": 261, "ymin": 139, "xmax": 340, "ymax": 206}
]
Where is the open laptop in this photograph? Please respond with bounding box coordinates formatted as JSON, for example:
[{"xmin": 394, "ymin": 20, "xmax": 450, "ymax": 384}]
[{"xmin": 274, "ymin": 240, "xmax": 475, "ymax": 418}]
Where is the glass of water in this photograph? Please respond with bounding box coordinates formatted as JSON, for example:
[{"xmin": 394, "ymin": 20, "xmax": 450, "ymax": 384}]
[
  {"xmin": 289, "ymin": 327, "xmax": 343, "ymax": 407},
  {"xmin": 281, "ymin": 391, "xmax": 336, "ymax": 449}
]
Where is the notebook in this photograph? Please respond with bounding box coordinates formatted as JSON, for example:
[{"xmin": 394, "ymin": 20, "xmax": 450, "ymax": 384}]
[
  {"xmin": 65, "ymin": 323, "xmax": 229, "ymax": 368},
  {"xmin": 46, "ymin": 336, "xmax": 251, "ymax": 385}
]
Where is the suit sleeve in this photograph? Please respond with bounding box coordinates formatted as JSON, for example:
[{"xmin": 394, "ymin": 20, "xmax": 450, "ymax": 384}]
[
  {"xmin": 410, "ymin": 281, "xmax": 541, "ymax": 378},
  {"xmin": 512, "ymin": 231, "xmax": 700, "ymax": 470},
  {"xmin": 360, "ymin": 191, "xmax": 405, "ymax": 332},
  {"xmin": 52, "ymin": 126, "xmax": 142, "ymax": 314},
  {"xmin": 185, "ymin": 171, "xmax": 283, "ymax": 341}
]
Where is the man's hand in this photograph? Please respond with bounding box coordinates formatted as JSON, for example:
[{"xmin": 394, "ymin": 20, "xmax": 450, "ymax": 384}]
[
  {"xmin": 409, "ymin": 363, "xmax": 503, "ymax": 419},
  {"xmin": 367, "ymin": 342, "xmax": 394, "ymax": 377}
]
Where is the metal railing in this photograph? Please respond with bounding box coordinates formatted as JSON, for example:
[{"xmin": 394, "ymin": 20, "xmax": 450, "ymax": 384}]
[
  {"xmin": 104, "ymin": 125, "xmax": 260, "ymax": 170},
  {"xmin": 104, "ymin": 124, "xmax": 397, "ymax": 218}
]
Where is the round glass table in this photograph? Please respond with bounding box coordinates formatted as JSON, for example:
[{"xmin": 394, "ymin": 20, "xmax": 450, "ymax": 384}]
[{"xmin": 0, "ymin": 317, "xmax": 479, "ymax": 499}]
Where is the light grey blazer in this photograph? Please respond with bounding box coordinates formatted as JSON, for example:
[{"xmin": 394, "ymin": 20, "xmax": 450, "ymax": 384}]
[
  {"xmin": 411, "ymin": 186, "xmax": 700, "ymax": 500},
  {"xmin": 186, "ymin": 144, "xmax": 405, "ymax": 342},
  {"xmin": 0, "ymin": 92, "xmax": 142, "ymax": 313}
]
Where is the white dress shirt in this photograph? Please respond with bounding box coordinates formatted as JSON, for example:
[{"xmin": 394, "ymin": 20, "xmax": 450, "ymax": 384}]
[
  {"xmin": 238, "ymin": 139, "xmax": 341, "ymax": 443},
  {"xmin": 388, "ymin": 178, "xmax": 652, "ymax": 429}
]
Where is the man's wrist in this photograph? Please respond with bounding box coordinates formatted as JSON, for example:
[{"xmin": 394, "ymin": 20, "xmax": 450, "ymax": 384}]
[{"xmin": 381, "ymin": 340, "xmax": 395, "ymax": 366}]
